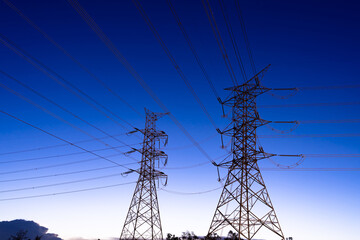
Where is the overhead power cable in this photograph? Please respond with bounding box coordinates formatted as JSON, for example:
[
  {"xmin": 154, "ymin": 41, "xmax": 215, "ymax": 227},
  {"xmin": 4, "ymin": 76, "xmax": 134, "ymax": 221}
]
[
  {"xmin": 0, "ymin": 34, "xmax": 135, "ymax": 131},
  {"xmin": 217, "ymin": 0, "xmax": 247, "ymax": 80},
  {"xmin": 163, "ymin": 153, "xmax": 229, "ymax": 170},
  {"xmin": 259, "ymin": 133, "xmax": 360, "ymax": 138},
  {"xmin": 0, "ymin": 181, "xmax": 137, "ymax": 202},
  {"xmin": 259, "ymin": 101, "xmax": 360, "ymax": 108},
  {"xmin": 2, "ymin": 0, "xmax": 142, "ymax": 118},
  {"xmin": 160, "ymin": 165, "xmax": 360, "ymax": 195},
  {"xmin": 234, "ymin": 0, "xmax": 256, "ymax": 74},
  {"xmin": 67, "ymin": 0, "xmax": 214, "ymax": 162},
  {"xmin": 0, "ymin": 153, "xmax": 137, "ymax": 176},
  {"xmin": 133, "ymin": 0, "xmax": 219, "ymax": 130},
  {"xmin": 0, "ymin": 77, "xmax": 138, "ymax": 162},
  {"xmin": 0, "ymin": 143, "xmax": 141, "ymax": 165},
  {"xmin": 269, "ymin": 84, "xmax": 360, "ymax": 99},
  {"xmin": 0, "ymin": 153, "xmax": 228, "ymax": 183},
  {"xmin": 0, "ymin": 71, "xmax": 138, "ymax": 154},
  {"xmin": 165, "ymin": 133, "xmax": 218, "ymax": 151},
  {"xmin": 299, "ymin": 119, "xmax": 360, "ymax": 124},
  {"xmin": 167, "ymin": 0, "xmax": 221, "ymax": 102},
  {"xmin": 0, "ymin": 173, "xmax": 127, "ymax": 194},
  {"xmin": 164, "ymin": 161, "xmax": 210, "ymax": 170},
  {"xmin": 0, "ymin": 131, "xmax": 218, "ymax": 158},
  {"xmin": 0, "ymin": 166, "xmax": 356, "ymax": 202},
  {"xmin": 223, "ymin": 115, "xmax": 360, "ymax": 126},
  {"xmin": 160, "ymin": 185, "xmax": 223, "ymax": 195},
  {"xmin": 4, "ymin": 151, "xmax": 358, "ymax": 183},
  {"xmin": 268, "ymin": 154, "xmax": 305, "ymax": 169},
  {"xmin": 0, "ymin": 165, "xmax": 121, "ymax": 183},
  {"xmin": 0, "ymin": 132, "xmax": 128, "ymax": 157},
  {"xmin": 201, "ymin": 0, "xmax": 239, "ymax": 86},
  {"xmin": 0, "ymin": 109, "xmax": 137, "ymax": 171},
  {"xmin": 261, "ymin": 168, "xmax": 360, "ymax": 172},
  {"xmin": 304, "ymin": 154, "xmax": 360, "ymax": 158},
  {"xmin": 298, "ymin": 84, "xmax": 360, "ymax": 90}
]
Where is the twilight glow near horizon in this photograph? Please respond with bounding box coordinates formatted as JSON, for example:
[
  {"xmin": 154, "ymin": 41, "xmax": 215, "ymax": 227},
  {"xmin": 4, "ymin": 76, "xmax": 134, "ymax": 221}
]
[{"xmin": 0, "ymin": 0, "xmax": 359, "ymax": 239}]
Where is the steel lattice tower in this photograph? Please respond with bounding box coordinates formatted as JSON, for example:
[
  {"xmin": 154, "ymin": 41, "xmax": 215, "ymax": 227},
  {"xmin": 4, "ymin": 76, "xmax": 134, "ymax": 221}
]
[
  {"xmin": 208, "ymin": 66, "xmax": 285, "ymax": 240},
  {"xmin": 120, "ymin": 108, "xmax": 168, "ymax": 240}
]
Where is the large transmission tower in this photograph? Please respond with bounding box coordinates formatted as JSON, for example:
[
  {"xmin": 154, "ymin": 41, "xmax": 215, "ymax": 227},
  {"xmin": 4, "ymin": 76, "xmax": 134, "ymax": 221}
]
[
  {"xmin": 120, "ymin": 108, "xmax": 168, "ymax": 240},
  {"xmin": 208, "ymin": 65, "xmax": 285, "ymax": 240}
]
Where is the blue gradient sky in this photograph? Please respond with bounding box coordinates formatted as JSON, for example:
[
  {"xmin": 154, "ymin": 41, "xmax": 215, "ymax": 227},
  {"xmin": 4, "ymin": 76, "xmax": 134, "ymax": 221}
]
[{"xmin": 0, "ymin": 0, "xmax": 359, "ymax": 239}]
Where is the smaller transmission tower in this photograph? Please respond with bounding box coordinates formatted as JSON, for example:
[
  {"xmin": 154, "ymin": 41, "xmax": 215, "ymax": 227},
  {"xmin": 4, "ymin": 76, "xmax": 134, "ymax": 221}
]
[
  {"xmin": 208, "ymin": 65, "xmax": 285, "ymax": 240},
  {"xmin": 120, "ymin": 108, "xmax": 168, "ymax": 240}
]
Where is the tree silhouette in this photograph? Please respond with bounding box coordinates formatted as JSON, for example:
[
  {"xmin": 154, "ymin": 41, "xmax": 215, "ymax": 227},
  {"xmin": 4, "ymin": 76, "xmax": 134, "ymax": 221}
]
[
  {"xmin": 205, "ymin": 232, "xmax": 220, "ymax": 240},
  {"xmin": 181, "ymin": 231, "xmax": 199, "ymax": 240},
  {"xmin": 8, "ymin": 230, "xmax": 30, "ymax": 240},
  {"xmin": 225, "ymin": 230, "xmax": 239, "ymax": 240},
  {"xmin": 166, "ymin": 233, "xmax": 180, "ymax": 240}
]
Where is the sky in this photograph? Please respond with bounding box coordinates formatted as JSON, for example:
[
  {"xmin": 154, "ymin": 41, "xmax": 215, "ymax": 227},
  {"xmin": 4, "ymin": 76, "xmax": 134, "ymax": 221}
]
[{"xmin": 0, "ymin": 0, "xmax": 359, "ymax": 239}]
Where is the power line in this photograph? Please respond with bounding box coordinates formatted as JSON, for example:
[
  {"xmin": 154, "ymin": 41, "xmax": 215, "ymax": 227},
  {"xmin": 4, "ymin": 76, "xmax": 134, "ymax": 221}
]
[
  {"xmin": 304, "ymin": 154, "xmax": 360, "ymax": 158},
  {"xmin": 0, "ymin": 165, "xmax": 121, "ymax": 183},
  {"xmin": 201, "ymin": 0, "xmax": 238, "ymax": 86},
  {"xmin": 167, "ymin": 0, "xmax": 221, "ymax": 102},
  {"xmin": 0, "ymin": 153, "xmax": 137, "ymax": 176},
  {"xmin": 239, "ymin": 117, "xmax": 360, "ymax": 125},
  {"xmin": 0, "ymin": 132, "xmax": 128, "ymax": 157},
  {"xmin": 299, "ymin": 119, "xmax": 360, "ymax": 124},
  {"xmin": 67, "ymin": 0, "xmax": 214, "ymax": 163},
  {"xmin": 0, "ymin": 131, "xmax": 217, "ymax": 158},
  {"xmin": 0, "ymin": 34, "xmax": 135, "ymax": 131},
  {"xmin": 160, "ymin": 185, "xmax": 223, "ymax": 195},
  {"xmin": 0, "ymin": 71, "xmax": 139, "ymax": 155},
  {"xmin": 259, "ymin": 101, "xmax": 360, "ymax": 108},
  {"xmin": 263, "ymin": 117, "xmax": 360, "ymax": 134},
  {"xmin": 234, "ymin": 0, "xmax": 256, "ymax": 74},
  {"xmin": 217, "ymin": 0, "xmax": 247, "ymax": 80},
  {"xmin": 2, "ymin": 0, "xmax": 143, "ymax": 118},
  {"xmin": 0, "ymin": 109, "xmax": 137, "ymax": 171},
  {"xmin": 0, "ymin": 173, "xmax": 127, "ymax": 194},
  {"xmin": 0, "ymin": 165, "xmax": 356, "ymax": 202},
  {"xmin": 4, "ymin": 151, "xmax": 357, "ymax": 183},
  {"xmin": 133, "ymin": 0, "xmax": 219, "ymax": 130},
  {"xmin": 298, "ymin": 84, "xmax": 360, "ymax": 90},
  {"xmin": 163, "ymin": 153, "xmax": 229, "ymax": 170},
  {"xmin": 163, "ymin": 161, "xmax": 210, "ymax": 170},
  {"xmin": 0, "ymin": 154, "xmax": 223, "ymax": 182},
  {"xmin": 0, "ymin": 77, "xmax": 138, "ymax": 162},
  {"xmin": 1, "ymin": 133, "xmax": 217, "ymax": 167},
  {"xmin": 165, "ymin": 133, "xmax": 218, "ymax": 151},
  {"xmin": 268, "ymin": 155, "xmax": 305, "ymax": 169},
  {"xmin": 261, "ymin": 168, "xmax": 360, "ymax": 172},
  {"xmin": 161, "ymin": 166, "xmax": 360, "ymax": 196},
  {"xmin": 0, "ymin": 143, "xmax": 141, "ymax": 165},
  {"xmin": 259, "ymin": 133, "xmax": 360, "ymax": 138},
  {"xmin": 0, "ymin": 181, "xmax": 137, "ymax": 202},
  {"xmin": 269, "ymin": 84, "xmax": 360, "ymax": 99},
  {"xmin": 154, "ymin": 152, "xmax": 360, "ymax": 170}
]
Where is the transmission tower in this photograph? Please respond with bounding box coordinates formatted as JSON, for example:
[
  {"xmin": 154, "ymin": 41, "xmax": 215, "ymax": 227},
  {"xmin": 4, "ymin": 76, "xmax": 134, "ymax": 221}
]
[
  {"xmin": 208, "ymin": 65, "xmax": 285, "ymax": 240},
  {"xmin": 120, "ymin": 108, "xmax": 169, "ymax": 240}
]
